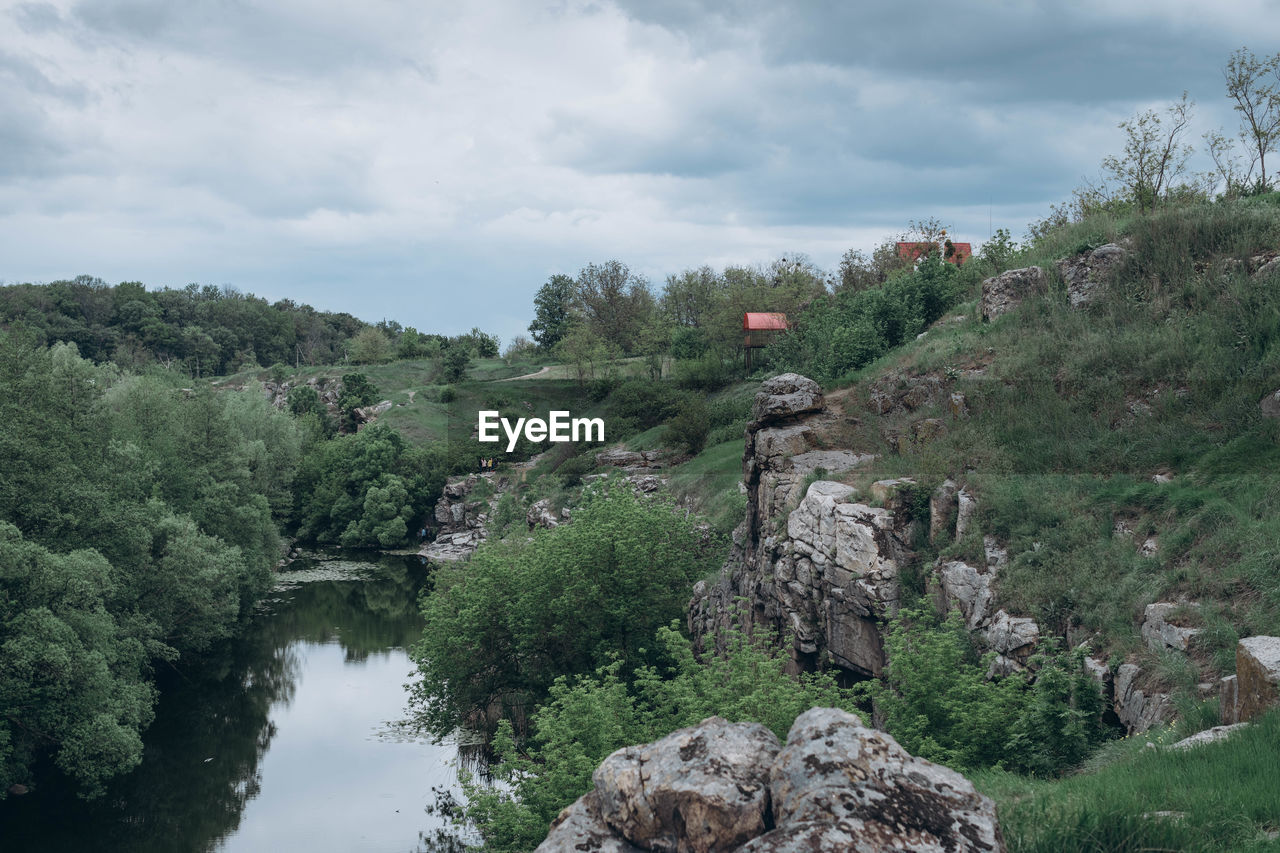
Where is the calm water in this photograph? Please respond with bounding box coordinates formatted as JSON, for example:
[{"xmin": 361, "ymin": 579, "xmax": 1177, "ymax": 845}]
[{"xmin": 1, "ymin": 551, "xmax": 468, "ymax": 852}]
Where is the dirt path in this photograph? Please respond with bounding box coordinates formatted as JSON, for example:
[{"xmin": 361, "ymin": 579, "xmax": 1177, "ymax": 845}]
[{"xmin": 498, "ymin": 365, "xmax": 553, "ymax": 381}]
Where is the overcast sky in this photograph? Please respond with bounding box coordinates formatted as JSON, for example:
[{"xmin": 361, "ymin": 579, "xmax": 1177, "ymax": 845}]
[{"xmin": 3, "ymin": 1, "xmax": 1278, "ymax": 344}]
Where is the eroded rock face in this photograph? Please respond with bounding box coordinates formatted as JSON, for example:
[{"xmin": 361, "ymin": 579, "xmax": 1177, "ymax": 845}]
[
  {"xmin": 539, "ymin": 710, "xmax": 1006, "ymax": 853},
  {"xmin": 981, "ymin": 266, "xmax": 1048, "ymax": 321},
  {"xmin": 1237, "ymin": 635, "xmax": 1280, "ymax": 722},
  {"xmin": 1114, "ymin": 663, "xmax": 1173, "ymax": 733},
  {"xmin": 690, "ymin": 375, "xmax": 882, "ymax": 677},
  {"xmin": 1055, "ymin": 243, "xmax": 1129, "ymax": 308},
  {"xmin": 592, "ymin": 718, "xmax": 779, "ymax": 853}
]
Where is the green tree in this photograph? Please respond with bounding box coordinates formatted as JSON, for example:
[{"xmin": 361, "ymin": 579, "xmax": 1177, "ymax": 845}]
[
  {"xmin": 1224, "ymin": 47, "xmax": 1280, "ymax": 192},
  {"xmin": 529, "ymin": 274, "xmax": 577, "ymax": 351},
  {"xmin": 411, "ymin": 486, "xmax": 722, "ymax": 739},
  {"xmin": 574, "ymin": 261, "xmax": 655, "ymax": 355},
  {"xmin": 348, "ymin": 327, "xmax": 393, "ymax": 364},
  {"xmin": 1101, "ymin": 92, "xmax": 1196, "ymax": 211}
]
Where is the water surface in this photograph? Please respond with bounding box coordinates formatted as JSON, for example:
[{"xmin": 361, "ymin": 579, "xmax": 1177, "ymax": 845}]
[{"xmin": 1, "ymin": 551, "xmax": 465, "ymax": 852}]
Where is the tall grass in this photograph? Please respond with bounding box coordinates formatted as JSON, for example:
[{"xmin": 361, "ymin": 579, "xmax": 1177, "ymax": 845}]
[{"xmin": 978, "ymin": 709, "xmax": 1280, "ymax": 852}]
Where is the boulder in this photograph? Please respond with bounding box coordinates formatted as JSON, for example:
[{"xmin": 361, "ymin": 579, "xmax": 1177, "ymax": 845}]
[
  {"xmin": 546, "ymin": 709, "xmax": 1007, "ymax": 853},
  {"xmin": 1260, "ymin": 389, "xmax": 1280, "ymax": 420},
  {"xmin": 767, "ymin": 708, "xmax": 1005, "ymax": 852},
  {"xmin": 1141, "ymin": 603, "xmax": 1200, "ymax": 653},
  {"xmin": 1168, "ymin": 723, "xmax": 1249, "ymax": 751},
  {"xmin": 752, "ymin": 373, "xmax": 824, "ymax": 425},
  {"xmin": 538, "ymin": 791, "xmax": 644, "ymax": 853},
  {"xmin": 983, "ymin": 610, "xmax": 1039, "ymax": 660},
  {"xmin": 1253, "ymin": 256, "xmax": 1280, "ymax": 281},
  {"xmin": 1055, "ymin": 243, "xmax": 1129, "ymax": 308},
  {"xmin": 1236, "ymin": 636, "xmax": 1280, "ymax": 722},
  {"xmin": 527, "ymin": 498, "xmax": 560, "ymax": 529},
  {"xmin": 937, "ymin": 560, "xmax": 992, "ymax": 630},
  {"xmin": 592, "ymin": 717, "xmax": 779, "ymax": 853},
  {"xmin": 981, "ymin": 266, "xmax": 1048, "ymax": 321},
  {"xmin": 910, "ymin": 417, "xmax": 946, "ymax": 445}
]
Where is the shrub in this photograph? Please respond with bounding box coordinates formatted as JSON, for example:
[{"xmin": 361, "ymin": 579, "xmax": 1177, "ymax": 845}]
[{"xmin": 663, "ymin": 395, "xmax": 711, "ymax": 455}]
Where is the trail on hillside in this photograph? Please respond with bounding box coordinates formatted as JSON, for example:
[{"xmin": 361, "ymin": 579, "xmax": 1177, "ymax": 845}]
[{"xmin": 498, "ymin": 365, "xmax": 552, "ymax": 381}]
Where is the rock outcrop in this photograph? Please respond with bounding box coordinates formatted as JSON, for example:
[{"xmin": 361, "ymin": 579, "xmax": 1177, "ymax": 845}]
[
  {"xmin": 1114, "ymin": 663, "xmax": 1174, "ymax": 733},
  {"xmin": 1140, "ymin": 603, "xmax": 1200, "ymax": 653},
  {"xmin": 1236, "ymin": 635, "xmax": 1280, "ymax": 722},
  {"xmin": 1055, "ymin": 243, "xmax": 1129, "ymax": 308},
  {"xmin": 981, "ymin": 266, "xmax": 1048, "ymax": 321},
  {"xmin": 688, "ymin": 376, "xmax": 891, "ymax": 676},
  {"xmin": 419, "ymin": 474, "xmax": 500, "ymax": 562},
  {"xmin": 539, "ymin": 709, "xmax": 1005, "ymax": 853}
]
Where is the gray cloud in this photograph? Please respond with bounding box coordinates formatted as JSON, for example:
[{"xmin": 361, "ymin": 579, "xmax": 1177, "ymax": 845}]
[{"xmin": 1, "ymin": 0, "xmax": 1272, "ymax": 345}]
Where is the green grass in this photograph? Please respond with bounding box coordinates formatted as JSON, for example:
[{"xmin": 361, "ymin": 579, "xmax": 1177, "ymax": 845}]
[
  {"xmin": 975, "ymin": 710, "xmax": 1280, "ymax": 852},
  {"xmin": 666, "ymin": 439, "xmax": 745, "ymax": 535}
]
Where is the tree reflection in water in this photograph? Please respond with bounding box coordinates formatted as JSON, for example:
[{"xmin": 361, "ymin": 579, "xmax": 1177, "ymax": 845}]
[{"xmin": 0, "ymin": 551, "xmax": 453, "ymax": 853}]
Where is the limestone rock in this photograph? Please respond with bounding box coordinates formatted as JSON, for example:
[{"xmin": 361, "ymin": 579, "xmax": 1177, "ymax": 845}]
[
  {"xmin": 983, "ymin": 610, "xmax": 1039, "ymax": 660},
  {"xmin": 354, "ymin": 399, "xmax": 394, "ymax": 427},
  {"xmin": 929, "ymin": 479, "xmax": 957, "ymax": 544},
  {"xmin": 1237, "ymin": 636, "xmax": 1280, "ymax": 722},
  {"xmin": 1055, "ymin": 243, "xmax": 1129, "ymax": 308},
  {"xmin": 937, "ymin": 560, "xmax": 992, "ymax": 630},
  {"xmin": 537, "ymin": 791, "xmax": 644, "ymax": 852},
  {"xmin": 768, "ymin": 708, "xmax": 1005, "ymax": 852},
  {"xmin": 1141, "ymin": 603, "xmax": 1200, "ymax": 653},
  {"xmin": 752, "ymin": 373, "xmax": 824, "ymax": 425},
  {"xmin": 1253, "ymin": 256, "xmax": 1280, "ymax": 281},
  {"xmin": 956, "ymin": 488, "xmax": 977, "ymax": 539},
  {"xmin": 1168, "ymin": 723, "xmax": 1249, "ymax": 751},
  {"xmin": 527, "ymin": 498, "xmax": 560, "ymax": 529},
  {"xmin": 1221, "ymin": 675, "xmax": 1240, "ymax": 725},
  {"xmin": 1260, "ymin": 389, "xmax": 1280, "ymax": 420},
  {"xmin": 1114, "ymin": 663, "xmax": 1173, "ymax": 733},
  {"xmin": 981, "ymin": 266, "xmax": 1048, "ymax": 321},
  {"xmin": 593, "ymin": 717, "xmax": 779, "ymax": 853},
  {"xmin": 911, "ymin": 417, "xmax": 946, "ymax": 445}
]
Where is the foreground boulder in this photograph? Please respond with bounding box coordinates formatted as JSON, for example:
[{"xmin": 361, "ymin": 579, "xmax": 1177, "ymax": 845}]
[
  {"xmin": 539, "ymin": 710, "xmax": 1005, "ymax": 852},
  {"xmin": 1237, "ymin": 636, "xmax": 1280, "ymax": 722}
]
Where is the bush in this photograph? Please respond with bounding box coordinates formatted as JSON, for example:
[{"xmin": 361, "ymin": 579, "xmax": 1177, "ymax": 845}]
[
  {"xmin": 663, "ymin": 395, "xmax": 711, "ymax": 455},
  {"xmin": 860, "ymin": 607, "xmax": 1107, "ymax": 775},
  {"xmin": 769, "ymin": 253, "xmax": 964, "ymax": 382},
  {"xmin": 411, "ymin": 485, "xmax": 723, "ymax": 739},
  {"xmin": 451, "ymin": 623, "xmax": 859, "ymax": 852}
]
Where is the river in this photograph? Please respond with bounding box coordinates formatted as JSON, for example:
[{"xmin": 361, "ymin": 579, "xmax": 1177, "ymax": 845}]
[{"xmin": 1, "ymin": 551, "xmax": 469, "ymax": 852}]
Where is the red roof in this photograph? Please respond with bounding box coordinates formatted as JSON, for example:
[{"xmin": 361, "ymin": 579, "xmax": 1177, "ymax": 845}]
[
  {"xmin": 897, "ymin": 241, "xmax": 972, "ymax": 265},
  {"xmin": 743, "ymin": 312, "xmax": 788, "ymax": 331}
]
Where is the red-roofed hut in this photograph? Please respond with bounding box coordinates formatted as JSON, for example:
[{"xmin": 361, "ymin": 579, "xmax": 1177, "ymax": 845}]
[
  {"xmin": 896, "ymin": 241, "xmax": 972, "ymax": 266},
  {"xmin": 743, "ymin": 312, "xmax": 788, "ymax": 369}
]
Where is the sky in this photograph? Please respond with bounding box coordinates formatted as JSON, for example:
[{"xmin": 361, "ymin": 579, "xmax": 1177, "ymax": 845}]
[{"xmin": 3, "ymin": 1, "xmax": 1279, "ymax": 344}]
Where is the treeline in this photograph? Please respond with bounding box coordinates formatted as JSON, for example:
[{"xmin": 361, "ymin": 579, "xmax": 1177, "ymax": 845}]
[
  {"xmin": 0, "ymin": 332, "xmax": 302, "ymax": 797},
  {"xmin": 0, "ymin": 276, "xmax": 367, "ymax": 375}
]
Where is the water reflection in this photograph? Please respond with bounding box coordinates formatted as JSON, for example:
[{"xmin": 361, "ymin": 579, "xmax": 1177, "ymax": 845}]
[{"xmin": 0, "ymin": 551, "xmax": 464, "ymax": 853}]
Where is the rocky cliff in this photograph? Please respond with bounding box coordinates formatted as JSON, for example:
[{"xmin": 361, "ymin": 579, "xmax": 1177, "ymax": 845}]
[{"xmin": 688, "ymin": 371, "xmax": 1181, "ymax": 734}]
